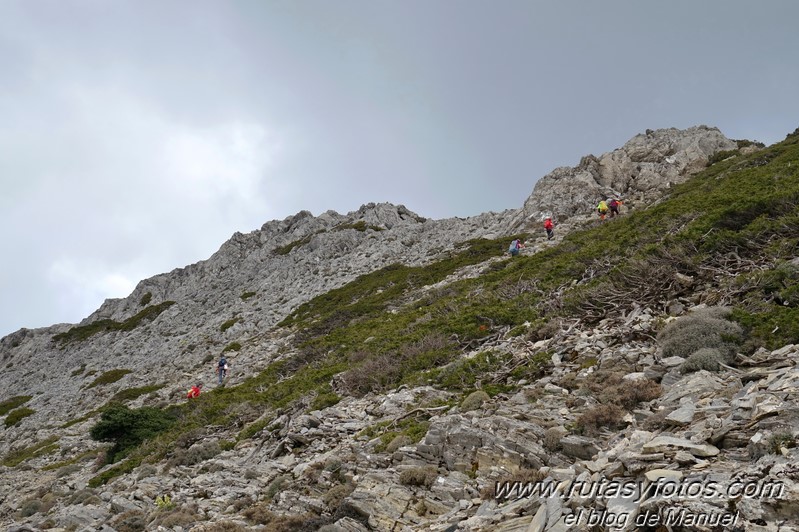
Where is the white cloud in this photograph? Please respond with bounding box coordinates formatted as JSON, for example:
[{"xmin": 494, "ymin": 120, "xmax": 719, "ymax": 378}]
[
  {"xmin": 47, "ymin": 257, "xmax": 137, "ymax": 320},
  {"xmin": 163, "ymin": 122, "xmax": 280, "ymax": 205},
  {"xmin": 1, "ymin": 81, "xmax": 285, "ymax": 334}
]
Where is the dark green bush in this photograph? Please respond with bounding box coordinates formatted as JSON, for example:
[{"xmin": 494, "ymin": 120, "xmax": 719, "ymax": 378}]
[
  {"xmin": 0, "ymin": 395, "xmax": 32, "ymax": 416},
  {"xmin": 139, "ymin": 292, "xmax": 152, "ymax": 306},
  {"xmin": 221, "ymin": 318, "xmax": 239, "ymax": 332},
  {"xmin": 89, "ymin": 403, "xmax": 177, "ymax": 462},
  {"xmin": 4, "ymin": 407, "xmax": 35, "ymax": 427},
  {"xmin": 461, "ymin": 390, "xmax": 490, "ymax": 411},
  {"xmin": 222, "ymin": 342, "xmax": 242, "ymax": 353},
  {"xmin": 86, "ymin": 369, "xmax": 132, "ymax": 389},
  {"xmin": 53, "ymin": 301, "xmax": 175, "ymax": 344},
  {"xmin": 112, "ymin": 384, "xmax": 164, "ymax": 403}
]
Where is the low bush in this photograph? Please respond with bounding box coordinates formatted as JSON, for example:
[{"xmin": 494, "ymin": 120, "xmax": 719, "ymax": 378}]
[
  {"xmin": 89, "ymin": 403, "xmax": 177, "ymax": 462},
  {"xmin": 86, "ymin": 369, "xmax": 132, "ymax": 389},
  {"xmin": 53, "ymin": 301, "xmax": 175, "ymax": 344},
  {"xmin": 166, "ymin": 440, "xmax": 221, "ymax": 468},
  {"xmin": 658, "ymin": 307, "xmax": 742, "ymax": 362},
  {"xmin": 4, "ymin": 407, "xmax": 35, "ymax": 427},
  {"xmin": 112, "ymin": 384, "xmax": 164, "ymax": 403},
  {"xmin": 610, "ymin": 378, "xmax": 663, "ymax": 408},
  {"xmin": 323, "ymin": 483, "xmax": 355, "ymax": 511},
  {"xmin": 112, "ymin": 510, "xmax": 146, "ymax": 532},
  {"xmin": 681, "ymin": 347, "xmax": 725, "ymax": 373},
  {"xmin": 220, "ymin": 318, "xmax": 240, "ymax": 332},
  {"xmin": 575, "ymin": 404, "xmax": 626, "ymax": 435},
  {"xmin": 769, "ymin": 432, "xmax": 796, "ymax": 453},
  {"xmin": 222, "ymin": 342, "xmax": 242, "ymax": 353},
  {"xmin": 265, "ymin": 474, "xmax": 291, "ymax": 500},
  {"xmin": 461, "ymin": 390, "xmax": 490, "ymax": 412},
  {"xmin": 543, "ymin": 426, "xmax": 567, "ymax": 452},
  {"xmin": 0, "ymin": 395, "xmax": 32, "ymax": 416},
  {"xmin": 399, "ymin": 466, "xmax": 438, "ymax": 488}
]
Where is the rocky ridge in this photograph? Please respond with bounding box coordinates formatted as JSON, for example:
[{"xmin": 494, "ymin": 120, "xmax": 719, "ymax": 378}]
[{"xmin": 1, "ymin": 125, "xmax": 794, "ymax": 532}]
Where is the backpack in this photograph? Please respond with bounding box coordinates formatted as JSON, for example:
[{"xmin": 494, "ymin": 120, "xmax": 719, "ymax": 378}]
[
  {"xmin": 609, "ymin": 199, "xmax": 618, "ymax": 209},
  {"xmin": 598, "ymin": 201, "xmax": 607, "ymax": 211},
  {"xmin": 508, "ymin": 241, "xmax": 516, "ymax": 252},
  {"xmin": 218, "ymin": 357, "xmax": 227, "ymax": 368}
]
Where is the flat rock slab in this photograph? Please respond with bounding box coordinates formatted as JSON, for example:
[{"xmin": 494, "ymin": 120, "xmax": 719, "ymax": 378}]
[{"xmin": 642, "ymin": 436, "xmax": 719, "ymax": 457}]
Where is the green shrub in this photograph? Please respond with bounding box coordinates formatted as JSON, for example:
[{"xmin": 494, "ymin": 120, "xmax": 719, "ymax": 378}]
[
  {"xmin": 112, "ymin": 510, "xmax": 147, "ymax": 532},
  {"xmin": 323, "ymin": 483, "xmax": 355, "ymax": 510},
  {"xmin": 19, "ymin": 498, "xmax": 42, "ymax": 517},
  {"xmin": 658, "ymin": 308, "xmax": 742, "ymax": 361},
  {"xmin": 707, "ymin": 149, "xmax": 739, "ymax": 166},
  {"xmin": 222, "ymin": 342, "xmax": 242, "ymax": 353},
  {"xmin": 265, "ymin": 474, "xmax": 291, "ymax": 500},
  {"xmin": 86, "ymin": 369, "xmax": 132, "ymax": 389},
  {"xmin": 1, "ymin": 436, "xmax": 60, "ymax": 467},
  {"xmin": 273, "ymin": 235, "xmax": 314, "ymax": 255},
  {"xmin": 681, "ymin": 348, "xmax": 725, "ymax": 373},
  {"xmin": 111, "ymin": 384, "xmax": 164, "ymax": 403},
  {"xmin": 0, "ymin": 395, "xmax": 32, "ymax": 416},
  {"xmin": 221, "ymin": 318, "xmax": 240, "ymax": 332},
  {"xmin": 4, "ymin": 407, "xmax": 35, "ymax": 427},
  {"xmin": 89, "ymin": 403, "xmax": 177, "ymax": 462},
  {"xmin": 543, "ymin": 426, "xmax": 567, "ymax": 451},
  {"xmin": 68, "ymin": 488, "xmax": 101, "ymax": 505},
  {"xmin": 240, "ymin": 291, "xmax": 257, "ymax": 300},
  {"xmin": 167, "ymin": 440, "xmax": 222, "ymax": 468},
  {"xmin": 159, "ymin": 511, "xmax": 199, "ymax": 527},
  {"xmin": 769, "ymin": 432, "xmax": 795, "ymax": 453},
  {"xmin": 311, "ymin": 391, "xmax": 341, "ymax": 411},
  {"xmin": 88, "ymin": 458, "xmax": 140, "ymax": 487},
  {"xmin": 399, "ymin": 466, "xmax": 437, "ymax": 488},
  {"xmin": 53, "ymin": 301, "xmax": 175, "ymax": 344},
  {"xmin": 139, "ymin": 292, "xmax": 153, "ymax": 306},
  {"xmin": 461, "ymin": 390, "xmax": 490, "ymax": 412}
]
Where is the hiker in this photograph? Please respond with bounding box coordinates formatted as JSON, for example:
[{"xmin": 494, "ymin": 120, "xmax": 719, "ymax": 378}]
[
  {"xmin": 597, "ymin": 200, "xmax": 608, "ymax": 221},
  {"xmin": 187, "ymin": 383, "xmax": 202, "ymax": 399},
  {"xmin": 608, "ymin": 198, "xmax": 622, "ymax": 218},
  {"xmin": 508, "ymin": 238, "xmax": 525, "ymax": 257},
  {"xmin": 217, "ymin": 356, "xmax": 229, "ymax": 384},
  {"xmin": 544, "ymin": 217, "xmax": 555, "ymax": 240}
]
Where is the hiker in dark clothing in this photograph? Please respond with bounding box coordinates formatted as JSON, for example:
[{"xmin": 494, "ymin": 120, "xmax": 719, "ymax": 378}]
[{"xmin": 217, "ymin": 356, "xmax": 229, "ymax": 385}]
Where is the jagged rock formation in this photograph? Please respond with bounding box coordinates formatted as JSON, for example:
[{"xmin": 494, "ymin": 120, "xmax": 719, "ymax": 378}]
[
  {"xmin": 2, "ymin": 125, "xmax": 796, "ymax": 532},
  {"xmin": 522, "ymin": 125, "xmax": 737, "ymax": 221}
]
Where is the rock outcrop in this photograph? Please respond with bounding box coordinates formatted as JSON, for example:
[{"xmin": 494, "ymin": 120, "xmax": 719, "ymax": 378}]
[{"xmin": 522, "ymin": 125, "xmax": 737, "ymax": 221}]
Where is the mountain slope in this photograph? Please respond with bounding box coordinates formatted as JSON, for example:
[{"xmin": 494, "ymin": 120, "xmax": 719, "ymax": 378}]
[{"xmin": 3, "ymin": 126, "xmax": 797, "ymax": 531}]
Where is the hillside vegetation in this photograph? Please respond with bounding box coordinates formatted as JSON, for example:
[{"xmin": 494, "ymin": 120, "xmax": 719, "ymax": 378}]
[{"xmin": 81, "ymin": 129, "xmax": 799, "ymax": 484}]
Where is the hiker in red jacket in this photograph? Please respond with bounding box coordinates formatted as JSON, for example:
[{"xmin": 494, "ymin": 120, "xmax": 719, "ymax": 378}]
[
  {"xmin": 544, "ymin": 218, "xmax": 555, "ymax": 240},
  {"xmin": 187, "ymin": 383, "xmax": 202, "ymax": 399}
]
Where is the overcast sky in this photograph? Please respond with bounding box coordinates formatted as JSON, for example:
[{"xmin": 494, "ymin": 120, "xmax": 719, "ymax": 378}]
[{"xmin": 2, "ymin": 0, "xmax": 798, "ymax": 337}]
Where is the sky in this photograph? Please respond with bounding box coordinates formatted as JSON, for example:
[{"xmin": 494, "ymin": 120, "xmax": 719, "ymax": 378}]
[{"xmin": 2, "ymin": 0, "xmax": 798, "ymax": 337}]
